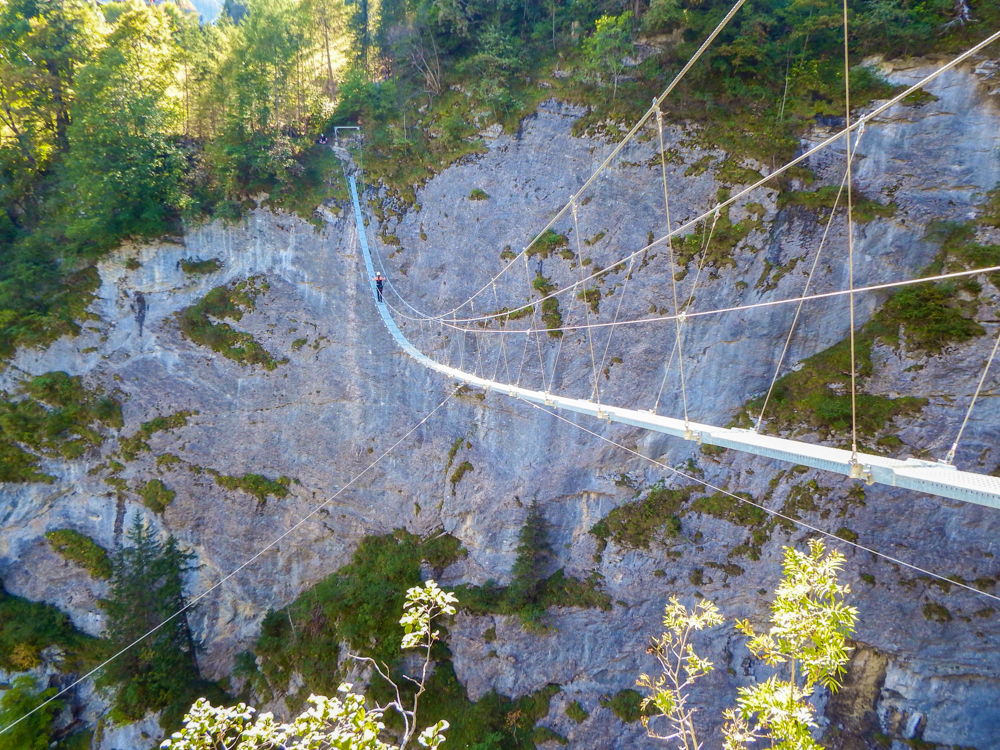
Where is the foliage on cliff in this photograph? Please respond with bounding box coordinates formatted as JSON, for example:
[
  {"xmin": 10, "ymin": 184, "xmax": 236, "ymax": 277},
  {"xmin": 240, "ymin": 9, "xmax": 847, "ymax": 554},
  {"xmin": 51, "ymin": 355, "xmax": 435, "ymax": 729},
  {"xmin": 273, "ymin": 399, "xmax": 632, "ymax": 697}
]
[
  {"xmin": 98, "ymin": 519, "xmax": 218, "ymax": 729},
  {"xmin": 1, "ymin": 0, "xmax": 993, "ymax": 361},
  {"xmin": 0, "ymin": 371, "xmax": 122, "ymax": 483}
]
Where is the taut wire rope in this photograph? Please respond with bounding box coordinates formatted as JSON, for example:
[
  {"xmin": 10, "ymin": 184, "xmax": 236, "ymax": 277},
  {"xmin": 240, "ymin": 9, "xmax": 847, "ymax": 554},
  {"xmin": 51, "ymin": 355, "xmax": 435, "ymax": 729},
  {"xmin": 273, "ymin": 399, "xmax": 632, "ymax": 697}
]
[
  {"xmin": 596, "ymin": 256, "xmax": 637, "ymax": 397},
  {"xmin": 523, "ymin": 252, "xmax": 549, "ymax": 393},
  {"xmin": 653, "ymin": 206, "xmax": 720, "ymax": 414},
  {"xmin": 843, "ymin": 0, "xmax": 861, "ymax": 469},
  {"xmin": 944, "ymin": 324, "xmax": 1000, "ymax": 465},
  {"xmin": 754, "ymin": 134, "xmax": 862, "ymax": 431},
  {"xmin": 436, "ymin": 264, "xmax": 1000, "ymax": 337},
  {"xmin": 430, "ymin": 0, "xmax": 750, "ymax": 321},
  {"xmin": 431, "ymin": 27, "xmax": 1000, "ymax": 329},
  {"xmin": 572, "ymin": 200, "xmax": 602, "ymax": 402},
  {"xmin": 523, "ymin": 400, "xmax": 1000, "ymax": 606},
  {"xmin": 658, "ymin": 106, "xmax": 690, "ymax": 429},
  {"xmin": 491, "ymin": 279, "xmax": 514, "ymax": 385},
  {"xmin": 0, "ymin": 393, "xmax": 456, "ymax": 738}
]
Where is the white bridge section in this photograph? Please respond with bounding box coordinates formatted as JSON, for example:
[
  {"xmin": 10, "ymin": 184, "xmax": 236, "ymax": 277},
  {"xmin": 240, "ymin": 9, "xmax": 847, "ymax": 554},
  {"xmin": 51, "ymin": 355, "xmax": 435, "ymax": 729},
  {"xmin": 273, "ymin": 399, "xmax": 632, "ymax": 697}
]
[{"xmin": 348, "ymin": 176, "xmax": 1000, "ymax": 511}]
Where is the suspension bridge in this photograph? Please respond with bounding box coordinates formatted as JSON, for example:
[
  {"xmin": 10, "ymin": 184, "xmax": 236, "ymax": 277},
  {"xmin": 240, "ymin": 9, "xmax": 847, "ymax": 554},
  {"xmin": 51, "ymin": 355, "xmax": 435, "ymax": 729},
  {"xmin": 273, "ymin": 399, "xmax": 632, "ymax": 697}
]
[{"xmin": 348, "ymin": 169, "xmax": 1000, "ymax": 510}]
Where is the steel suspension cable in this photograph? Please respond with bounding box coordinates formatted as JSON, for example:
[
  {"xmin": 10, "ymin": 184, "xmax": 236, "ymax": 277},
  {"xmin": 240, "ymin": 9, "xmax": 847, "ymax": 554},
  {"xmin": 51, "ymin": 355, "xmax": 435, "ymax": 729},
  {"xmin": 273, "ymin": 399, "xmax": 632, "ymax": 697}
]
[
  {"xmin": 596, "ymin": 256, "xmax": 637, "ymax": 396},
  {"xmin": 755, "ymin": 137, "xmax": 861, "ymax": 432},
  {"xmin": 944, "ymin": 324, "xmax": 1000, "ymax": 465},
  {"xmin": 432, "ymin": 28, "xmax": 1000, "ymax": 329},
  {"xmin": 843, "ymin": 0, "xmax": 861, "ymax": 470},
  {"xmin": 0, "ymin": 393, "xmax": 456, "ymax": 738},
  {"xmin": 437, "ymin": 264, "xmax": 1000, "ymax": 338},
  {"xmin": 658, "ymin": 108, "xmax": 690, "ymax": 427},
  {"xmin": 524, "ymin": 400, "xmax": 1000, "ymax": 606},
  {"xmin": 428, "ymin": 0, "xmax": 750, "ymax": 322},
  {"xmin": 491, "ymin": 280, "xmax": 514, "ymax": 385},
  {"xmin": 572, "ymin": 200, "xmax": 602, "ymax": 402},
  {"xmin": 653, "ymin": 207, "xmax": 720, "ymax": 413}
]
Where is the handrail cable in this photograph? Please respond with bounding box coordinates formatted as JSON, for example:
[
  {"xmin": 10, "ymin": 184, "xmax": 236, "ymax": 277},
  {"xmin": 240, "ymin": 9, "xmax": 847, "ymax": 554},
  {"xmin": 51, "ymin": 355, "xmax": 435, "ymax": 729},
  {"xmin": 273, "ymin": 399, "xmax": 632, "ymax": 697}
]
[
  {"xmin": 653, "ymin": 206, "xmax": 720, "ymax": 413},
  {"xmin": 436, "ymin": 264, "xmax": 1000, "ymax": 337},
  {"xmin": 658, "ymin": 106, "xmax": 690, "ymax": 428},
  {"xmin": 572, "ymin": 199, "xmax": 602, "ymax": 403},
  {"xmin": 431, "ymin": 0, "xmax": 751, "ymax": 321},
  {"xmin": 754, "ymin": 121, "xmax": 863, "ymax": 431},
  {"xmin": 843, "ymin": 0, "xmax": 861, "ymax": 469},
  {"xmin": 491, "ymin": 280, "xmax": 514, "ymax": 384},
  {"xmin": 0, "ymin": 393, "xmax": 455, "ymax": 738},
  {"xmin": 596, "ymin": 256, "xmax": 637, "ymax": 402},
  {"xmin": 945, "ymin": 324, "xmax": 1000, "ymax": 464},
  {"xmin": 524, "ymin": 252, "xmax": 549, "ymax": 393},
  {"xmin": 427, "ymin": 27, "xmax": 1000, "ymax": 328},
  {"xmin": 524, "ymin": 400, "xmax": 1000, "ymax": 606}
]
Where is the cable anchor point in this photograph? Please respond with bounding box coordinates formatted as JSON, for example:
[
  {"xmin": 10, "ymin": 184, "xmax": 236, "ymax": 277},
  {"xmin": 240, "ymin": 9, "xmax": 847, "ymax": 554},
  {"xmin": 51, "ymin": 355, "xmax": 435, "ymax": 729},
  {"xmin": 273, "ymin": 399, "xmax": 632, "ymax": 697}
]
[
  {"xmin": 848, "ymin": 461, "xmax": 874, "ymax": 485},
  {"xmin": 943, "ymin": 442, "xmax": 958, "ymax": 466}
]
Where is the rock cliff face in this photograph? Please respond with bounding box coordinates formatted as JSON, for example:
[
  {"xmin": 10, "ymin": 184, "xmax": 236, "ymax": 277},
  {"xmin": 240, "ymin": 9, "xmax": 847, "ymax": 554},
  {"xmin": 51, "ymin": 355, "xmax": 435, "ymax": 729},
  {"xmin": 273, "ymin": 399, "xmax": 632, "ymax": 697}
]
[{"xmin": 2, "ymin": 60, "xmax": 1000, "ymax": 750}]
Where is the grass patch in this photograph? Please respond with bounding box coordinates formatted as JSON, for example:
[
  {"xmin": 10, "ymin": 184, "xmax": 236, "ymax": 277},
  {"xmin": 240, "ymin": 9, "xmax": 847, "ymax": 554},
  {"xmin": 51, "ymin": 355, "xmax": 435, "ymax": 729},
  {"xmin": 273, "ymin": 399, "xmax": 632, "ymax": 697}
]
[
  {"xmin": 253, "ymin": 530, "xmax": 465, "ymax": 700},
  {"xmin": 118, "ymin": 410, "xmax": 197, "ymax": 462},
  {"xmin": 600, "ymin": 689, "xmax": 646, "ymax": 724},
  {"xmin": 214, "ymin": 472, "xmax": 290, "ymax": 504},
  {"xmin": 0, "ymin": 581, "xmax": 102, "ymax": 672},
  {"xmin": 566, "ymin": 700, "xmax": 589, "ymax": 723},
  {"xmin": 45, "ymin": 529, "xmax": 112, "ymax": 580},
  {"xmin": 690, "ymin": 491, "xmax": 767, "ymax": 527},
  {"xmin": 527, "ymin": 230, "xmax": 570, "ymax": 260},
  {"xmin": 179, "ymin": 258, "xmax": 221, "ymax": 275},
  {"xmin": 177, "ymin": 277, "xmax": 286, "ymax": 370},
  {"xmin": 590, "ymin": 484, "xmax": 692, "ymax": 552},
  {"xmin": 0, "ymin": 372, "xmax": 123, "ymax": 482},
  {"xmin": 139, "ymin": 478, "xmax": 176, "ymax": 513},
  {"xmin": 469, "ymin": 188, "xmax": 489, "ymax": 201},
  {"xmin": 778, "ymin": 185, "xmax": 896, "ymax": 223},
  {"xmin": 738, "ymin": 325, "xmax": 927, "ymax": 440},
  {"xmin": 671, "ymin": 188, "xmax": 763, "ymax": 272},
  {"xmin": 532, "ymin": 273, "xmax": 562, "ymax": 337},
  {"xmin": 449, "ymin": 460, "xmax": 473, "ymax": 493}
]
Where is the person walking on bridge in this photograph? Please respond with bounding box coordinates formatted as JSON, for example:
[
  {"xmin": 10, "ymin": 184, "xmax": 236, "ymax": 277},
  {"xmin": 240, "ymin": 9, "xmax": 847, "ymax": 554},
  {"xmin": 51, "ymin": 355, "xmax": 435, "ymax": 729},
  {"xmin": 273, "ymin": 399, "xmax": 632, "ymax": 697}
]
[{"xmin": 374, "ymin": 272, "xmax": 385, "ymax": 303}]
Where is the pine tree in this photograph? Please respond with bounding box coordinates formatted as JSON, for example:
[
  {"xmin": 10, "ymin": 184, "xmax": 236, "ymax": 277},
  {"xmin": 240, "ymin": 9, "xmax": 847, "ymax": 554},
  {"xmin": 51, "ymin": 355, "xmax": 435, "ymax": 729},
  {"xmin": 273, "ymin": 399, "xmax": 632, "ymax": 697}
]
[
  {"xmin": 99, "ymin": 518, "xmax": 199, "ymax": 724},
  {"xmin": 506, "ymin": 500, "xmax": 553, "ymax": 624}
]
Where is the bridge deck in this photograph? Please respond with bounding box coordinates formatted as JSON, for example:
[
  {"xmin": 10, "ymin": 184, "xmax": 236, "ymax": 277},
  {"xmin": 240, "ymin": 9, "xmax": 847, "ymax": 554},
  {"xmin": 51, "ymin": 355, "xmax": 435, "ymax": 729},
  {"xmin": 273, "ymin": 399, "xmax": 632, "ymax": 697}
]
[{"xmin": 348, "ymin": 175, "xmax": 1000, "ymax": 510}]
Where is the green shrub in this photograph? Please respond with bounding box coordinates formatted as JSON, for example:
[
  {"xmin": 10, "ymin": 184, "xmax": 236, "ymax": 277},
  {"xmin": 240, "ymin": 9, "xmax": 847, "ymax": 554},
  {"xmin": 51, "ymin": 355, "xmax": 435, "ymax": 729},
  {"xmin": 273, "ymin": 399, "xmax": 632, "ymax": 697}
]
[
  {"xmin": 45, "ymin": 530, "xmax": 112, "ymax": 579},
  {"xmin": 469, "ymin": 188, "xmax": 489, "ymax": 201},
  {"xmin": 690, "ymin": 491, "xmax": 766, "ymax": 527},
  {"xmin": 214, "ymin": 473, "xmax": 290, "ymax": 504},
  {"xmin": 532, "ymin": 726, "xmax": 568, "ymax": 745},
  {"xmin": 778, "ymin": 186, "xmax": 896, "ymax": 223},
  {"xmin": 0, "ymin": 372, "xmax": 123, "ymax": 482},
  {"xmin": 600, "ymin": 689, "xmax": 646, "ymax": 723},
  {"xmin": 458, "ymin": 504, "xmax": 610, "ymax": 630},
  {"xmin": 527, "ymin": 230, "xmax": 569, "ymax": 259},
  {"xmin": 140, "ymin": 479, "xmax": 176, "ymax": 513},
  {"xmin": 449, "ymin": 461, "xmax": 473, "ymax": 492},
  {"xmin": 0, "ymin": 582, "xmax": 98, "ymax": 673},
  {"xmin": 834, "ymin": 527, "xmax": 858, "ymax": 544},
  {"xmin": 922, "ymin": 602, "xmax": 952, "ymax": 623},
  {"xmin": 179, "ymin": 258, "xmax": 221, "ymax": 275},
  {"xmin": 118, "ymin": 410, "xmax": 196, "ymax": 462},
  {"xmin": 566, "ymin": 700, "xmax": 589, "ymax": 723},
  {"xmin": 590, "ymin": 484, "xmax": 691, "ymax": 551},
  {"xmin": 177, "ymin": 277, "xmax": 285, "ymax": 370},
  {"xmin": 254, "ymin": 530, "xmax": 466, "ymax": 698}
]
